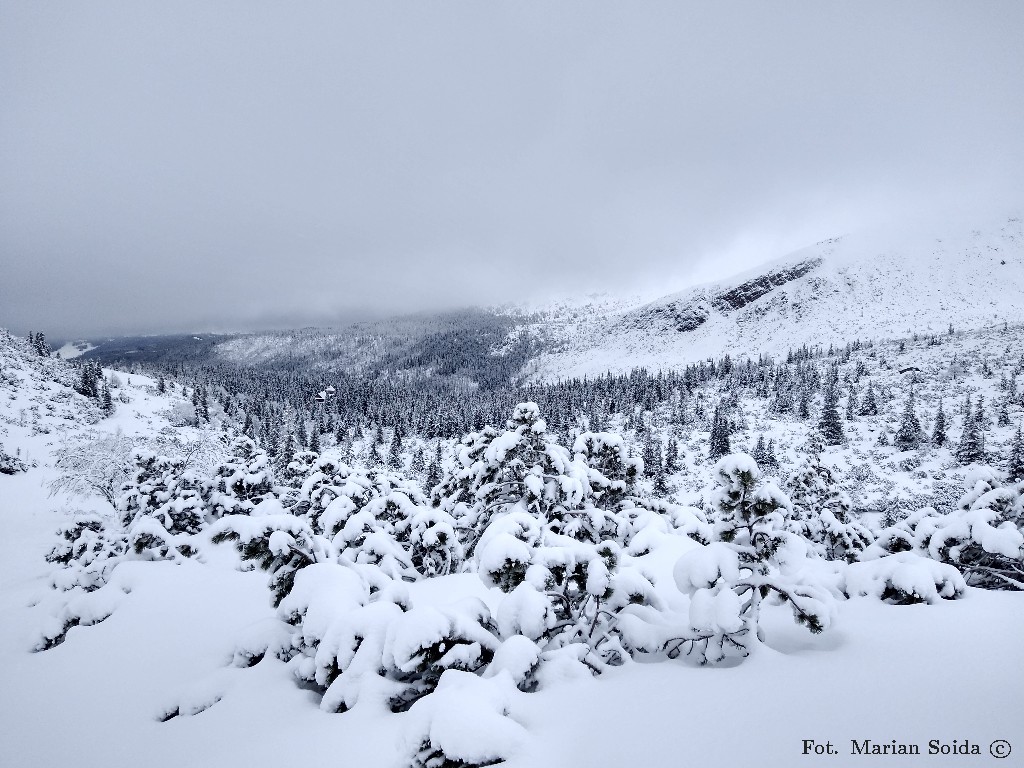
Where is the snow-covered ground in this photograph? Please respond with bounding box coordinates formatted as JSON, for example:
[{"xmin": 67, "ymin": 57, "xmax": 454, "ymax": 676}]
[
  {"xmin": 55, "ymin": 340, "xmax": 97, "ymax": 360},
  {"xmin": 2, "ymin": 332, "xmax": 1024, "ymax": 768}
]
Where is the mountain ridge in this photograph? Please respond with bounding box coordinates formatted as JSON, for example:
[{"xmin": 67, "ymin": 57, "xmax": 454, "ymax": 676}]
[{"xmin": 529, "ymin": 214, "xmax": 1024, "ymax": 380}]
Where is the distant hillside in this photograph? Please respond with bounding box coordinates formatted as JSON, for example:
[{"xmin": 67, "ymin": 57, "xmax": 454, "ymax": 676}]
[
  {"xmin": 530, "ymin": 215, "xmax": 1024, "ymax": 380},
  {"xmin": 72, "ymin": 214, "xmax": 1024, "ymax": 386},
  {"xmin": 78, "ymin": 308, "xmax": 543, "ymax": 389}
]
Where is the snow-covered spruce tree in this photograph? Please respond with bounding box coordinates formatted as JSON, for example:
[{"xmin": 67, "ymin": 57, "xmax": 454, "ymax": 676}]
[
  {"xmin": 761, "ymin": 438, "xmax": 780, "ymax": 472},
  {"xmin": 665, "ymin": 438, "xmax": 679, "ymax": 472},
  {"xmin": 641, "ymin": 435, "xmax": 660, "ymax": 479},
  {"xmin": 653, "ymin": 459, "xmax": 670, "ymax": 495},
  {"xmin": 998, "ymin": 399, "xmax": 1011, "ymax": 427},
  {"xmin": 797, "ymin": 387, "xmax": 811, "ymax": 420},
  {"xmin": 275, "ymin": 430, "xmax": 301, "ymax": 474},
  {"xmin": 1007, "ymin": 426, "xmax": 1024, "ymax": 483},
  {"xmin": 955, "ymin": 402, "xmax": 985, "ymax": 465},
  {"xmin": 751, "ymin": 435, "xmax": 769, "ymax": 466},
  {"xmin": 817, "ymin": 378, "xmax": 845, "ymax": 445},
  {"xmin": 707, "ymin": 405, "xmax": 730, "ymax": 461},
  {"xmin": 845, "ymin": 384, "xmax": 857, "ymax": 421},
  {"xmin": 100, "ymin": 381, "xmax": 114, "ymax": 416},
  {"xmin": 932, "ymin": 400, "xmax": 947, "ymax": 448},
  {"xmin": 859, "ymin": 382, "xmax": 879, "ymax": 416},
  {"xmin": 387, "ymin": 427, "xmax": 403, "ymax": 469},
  {"xmin": 423, "ymin": 443, "xmax": 443, "ymax": 495},
  {"xmin": 893, "ymin": 389, "xmax": 923, "ymax": 452},
  {"xmin": 668, "ymin": 454, "xmax": 834, "ymax": 664},
  {"xmin": 204, "ymin": 435, "xmax": 275, "ymax": 517},
  {"xmin": 785, "ymin": 447, "xmax": 872, "ymax": 562},
  {"xmin": 976, "ymin": 394, "xmax": 989, "ymax": 429}
]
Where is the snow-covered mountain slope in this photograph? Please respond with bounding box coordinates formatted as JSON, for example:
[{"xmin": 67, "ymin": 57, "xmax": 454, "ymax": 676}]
[{"xmin": 532, "ymin": 215, "xmax": 1024, "ymax": 380}]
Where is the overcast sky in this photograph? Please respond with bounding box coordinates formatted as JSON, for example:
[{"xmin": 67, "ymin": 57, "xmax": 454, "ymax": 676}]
[{"xmin": 2, "ymin": 2, "xmax": 1023, "ymax": 338}]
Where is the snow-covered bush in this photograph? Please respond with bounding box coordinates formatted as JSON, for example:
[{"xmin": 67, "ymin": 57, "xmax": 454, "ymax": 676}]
[
  {"xmin": 314, "ymin": 463, "xmax": 464, "ymax": 580},
  {"xmin": 0, "ymin": 442, "xmax": 28, "ymax": 474},
  {"xmin": 843, "ymin": 553, "xmax": 965, "ymax": 604},
  {"xmin": 435, "ymin": 404, "xmax": 668, "ymax": 673},
  {"xmin": 210, "ymin": 507, "xmax": 327, "ymax": 605},
  {"xmin": 278, "ymin": 563, "xmax": 502, "ymax": 715},
  {"xmin": 921, "ymin": 476, "xmax": 1024, "ymax": 590},
  {"xmin": 865, "ymin": 469, "xmax": 1024, "ymax": 590},
  {"xmin": 406, "ymin": 671, "xmax": 526, "ymax": 768},
  {"xmin": 278, "ymin": 449, "xmax": 321, "ymax": 491},
  {"xmin": 668, "ymin": 454, "xmax": 835, "ymax": 664},
  {"xmin": 785, "ymin": 452, "xmax": 873, "ymax": 562},
  {"xmin": 117, "ymin": 451, "xmax": 205, "ymax": 560},
  {"xmin": 46, "ymin": 510, "xmax": 126, "ymax": 591},
  {"xmin": 212, "ymin": 459, "xmax": 465, "ymax": 608},
  {"xmin": 204, "ymin": 435, "xmax": 275, "ymax": 517}
]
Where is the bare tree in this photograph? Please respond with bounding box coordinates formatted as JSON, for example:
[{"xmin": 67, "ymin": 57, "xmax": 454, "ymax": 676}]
[{"xmin": 48, "ymin": 430, "xmax": 136, "ymax": 506}]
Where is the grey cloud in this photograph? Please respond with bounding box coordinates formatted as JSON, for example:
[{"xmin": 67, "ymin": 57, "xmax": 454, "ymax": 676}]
[{"xmin": 2, "ymin": 1, "xmax": 1022, "ymax": 337}]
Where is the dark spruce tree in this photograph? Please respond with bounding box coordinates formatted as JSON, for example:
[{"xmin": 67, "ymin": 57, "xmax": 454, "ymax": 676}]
[
  {"xmin": 387, "ymin": 428, "xmax": 403, "ymax": 469},
  {"xmin": 797, "ymin": 387, "xmax": 811, "ymax": 420},
  {"xmin": 954, "ymin": 403, "xmax": 985, "ymax": 465},
  {"xmin": 1007, "ymin": 425, "xmax": 1024, "ymax": 482},
  {"xmin": 423, "ymin": 443, "xmax": 442, "ymax": 495},
  {"xmin": 893, "ymin": 389, "xmax": 923, "ymax": 451},
  {"xmin": 641, "ymin": 436, "xmax": 660, "ymax": 479},
  {"xmin": 751, "ymin": 434, "xmax": 768, "ymax": 466},
  {"xmin": 931, "ymin": 399, "xmax": 947, "ymax": 447},
  {"xmin": 708, "ymin": 406, "xmax": 730, "ymax": 461},
  {"xmin": 665, "ymin": 438, "xmax": 679, "ymax": 472},
  {"xmin": 998, "ymin": 399, "xmax": 1011, "ymax": 427},
  {"xmin": 817, "ymin": 380, "xmax": 845, "ymax": 445},
  {"xmin": 859, "ymin": 382, "xmax": 879, "ymax": 416},
  {"xmin": 100, "ymin": 381, "xmax": 115, "ymax": 416}
]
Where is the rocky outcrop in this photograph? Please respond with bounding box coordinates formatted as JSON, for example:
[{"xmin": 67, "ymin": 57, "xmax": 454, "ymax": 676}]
[{"xmin": 710, "ymin": 258, "xmax": 822, "ymax": 313}]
